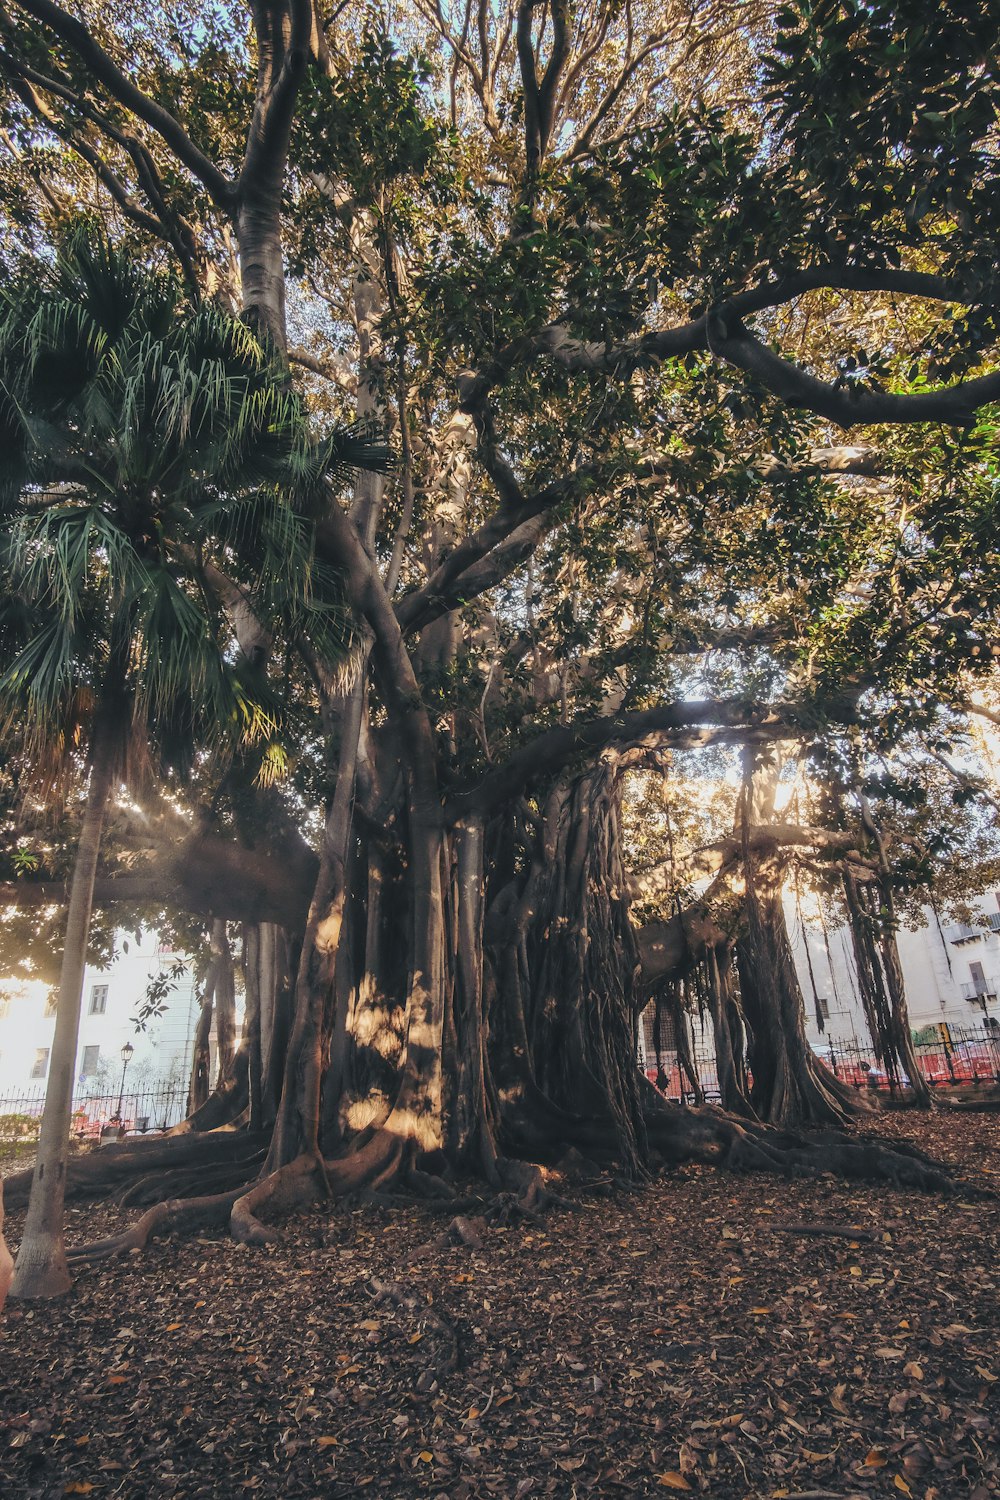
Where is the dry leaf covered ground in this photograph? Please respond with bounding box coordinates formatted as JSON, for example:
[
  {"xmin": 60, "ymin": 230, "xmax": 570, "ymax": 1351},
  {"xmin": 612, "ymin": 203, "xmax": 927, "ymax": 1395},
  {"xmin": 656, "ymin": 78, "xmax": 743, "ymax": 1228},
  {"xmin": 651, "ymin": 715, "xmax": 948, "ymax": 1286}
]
[{"xmin": 1, "ymin": 1111, "xmax": 998, "ymax": 1500}]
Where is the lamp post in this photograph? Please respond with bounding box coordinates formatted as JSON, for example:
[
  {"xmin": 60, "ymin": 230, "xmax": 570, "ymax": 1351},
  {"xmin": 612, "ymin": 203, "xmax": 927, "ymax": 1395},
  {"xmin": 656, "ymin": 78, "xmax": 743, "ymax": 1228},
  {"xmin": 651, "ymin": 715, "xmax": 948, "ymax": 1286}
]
[{"xmin": 116, "ymin": 1040, "xmax": 134, "ymax": 1119}]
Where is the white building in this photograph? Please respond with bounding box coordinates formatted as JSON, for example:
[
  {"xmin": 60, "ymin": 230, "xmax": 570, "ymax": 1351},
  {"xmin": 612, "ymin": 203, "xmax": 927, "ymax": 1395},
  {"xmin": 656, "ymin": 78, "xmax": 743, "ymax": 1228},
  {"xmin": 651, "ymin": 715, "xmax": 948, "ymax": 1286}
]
[
  {"xmin": 793, "ymin": 892, "xmax": 1000, "ymax": 1048},
  {"xmin": 637, "ymin": 891, "xmax": 1000, "ymax": 1096},
  {"xmin": 0, "ymin": 931, "xmax": 202, "ymax": 1127}
]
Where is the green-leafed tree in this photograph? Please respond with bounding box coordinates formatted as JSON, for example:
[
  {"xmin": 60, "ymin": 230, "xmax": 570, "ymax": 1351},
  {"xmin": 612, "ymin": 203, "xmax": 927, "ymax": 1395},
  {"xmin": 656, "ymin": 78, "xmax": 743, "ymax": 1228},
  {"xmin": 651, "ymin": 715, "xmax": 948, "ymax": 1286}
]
[
  {"xmin": 0, "ymin": 230, "xmax": 383, "ymax": 1296},
  {"xmin": 0, "ymin": 0, "xmax": 999, "ymax": 1272}
]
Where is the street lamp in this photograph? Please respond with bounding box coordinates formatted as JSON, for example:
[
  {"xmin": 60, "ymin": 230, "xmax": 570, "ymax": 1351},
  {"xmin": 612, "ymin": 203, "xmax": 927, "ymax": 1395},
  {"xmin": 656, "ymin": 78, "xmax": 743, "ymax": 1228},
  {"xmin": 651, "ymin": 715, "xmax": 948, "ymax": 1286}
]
[{"xmin": 116, "ymin": 1040, "xmax": 134, "ymax": 1119}]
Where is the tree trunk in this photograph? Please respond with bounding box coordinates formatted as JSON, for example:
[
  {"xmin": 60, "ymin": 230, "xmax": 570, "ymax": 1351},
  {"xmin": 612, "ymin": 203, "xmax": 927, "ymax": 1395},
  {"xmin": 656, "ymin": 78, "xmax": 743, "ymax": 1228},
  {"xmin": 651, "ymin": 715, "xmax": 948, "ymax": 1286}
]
[
  {"xmin": 703, "ymin": 946, "xmax": 755, "ymax": 1117},
  {"xmin": 878, "ymin": 904, "xmax": 930, "ymax": 1108},
  {"xmin": 187, "ymin": 992, "xmax": 214, "ymax": 1119},
  {"xmin": 737, "ymin": 874, "xmax": 862, "ymax": 1126},
  {"xmin": 10, "ymin": 723, "xmax": 116, "ymax": 1299},
  {"xmin": 0, "ymin": 1181, "xmax": 13, "ymax": 1315},
  {"xmin": 236, "ymin": 197, "xmax": 287, "ymax": 351},
  {"xmin": 488, "ymin": 756, "xmax": 647, "ymax": 1173},
  {"xmin": 736, "ymin": 753, "xmax": 866, "ymax": 1128},
  {"xmin": 212, "ymin": 920, "xmax": 237, "ymax": 1084},
  {"xmin": 843, "ymin": 869, "xmax": 930, "ymax": 1108},
  {"xmin": 446, "ymin": 815, "xmax": 501, "ymax": 1178}
]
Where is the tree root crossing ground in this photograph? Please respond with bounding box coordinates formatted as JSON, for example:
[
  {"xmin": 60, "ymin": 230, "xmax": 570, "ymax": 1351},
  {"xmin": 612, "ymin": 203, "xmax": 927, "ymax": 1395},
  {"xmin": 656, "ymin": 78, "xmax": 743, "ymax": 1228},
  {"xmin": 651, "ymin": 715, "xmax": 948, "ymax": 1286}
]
[{"xmin": 2, "ymin": 1113, "xmax": 998, "ymax": 1499}]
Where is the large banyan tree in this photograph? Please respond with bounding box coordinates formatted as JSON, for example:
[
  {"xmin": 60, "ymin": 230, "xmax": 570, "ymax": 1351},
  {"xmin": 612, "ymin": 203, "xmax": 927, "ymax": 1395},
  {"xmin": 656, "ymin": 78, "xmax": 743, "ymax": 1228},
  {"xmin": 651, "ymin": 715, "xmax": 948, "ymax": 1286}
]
[{"xmin": 2, "ymin": 0, "xmax": 1000, "ymax": 1294}]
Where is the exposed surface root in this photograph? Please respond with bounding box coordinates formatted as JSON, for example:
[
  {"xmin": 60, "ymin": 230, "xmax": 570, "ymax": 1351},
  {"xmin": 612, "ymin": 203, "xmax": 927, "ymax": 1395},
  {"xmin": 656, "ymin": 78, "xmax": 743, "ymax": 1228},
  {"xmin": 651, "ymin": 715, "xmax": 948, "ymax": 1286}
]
[
  {"xmin": 63, "ymin": 1128, "xmax": 414, "ymax": 1264},
  {"xmin": 230, "ymin": 1155, "xmax": 326, "ymax": 1246},
  {"xmin": 115, "ymin": 1151, "xmax": 266, "ymax": 1207},
  {"xmin": 66, "ymin": 1189, "xmax": 244, "ymax": 1264},
  {"xmin": 644, "ymin": 1101, "xmax": 989, "ymax": 1197},
  {"xmin": 3, "ymin": 1132, "xmax": 268, "ymax": 1211},
  {"xmin": 370, "ymin": 1277, "xmax": 458, "ymax": 1376},
  {"xmin": 58, "ymin": 1093, "xmax": 990, "ymax": 1273}
]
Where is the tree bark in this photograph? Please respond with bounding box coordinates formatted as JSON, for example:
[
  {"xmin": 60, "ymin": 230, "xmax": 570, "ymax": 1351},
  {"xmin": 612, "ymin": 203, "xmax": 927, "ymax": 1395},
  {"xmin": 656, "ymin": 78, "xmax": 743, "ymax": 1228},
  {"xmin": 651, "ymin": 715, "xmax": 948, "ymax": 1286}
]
[
  {"xmin": 212, "ymin": 919, "xmax": 237, "ymax": 1083},
  {"xmin": 843, "ymin": 869, "xmax": 931, "ymax": 1108},
  {"xmin": 0, "ymin": 1182, "xmax": 13, "ymax": 1315},
  {"xmin": 736, "ymin": 753, "xmax": 867, "ymax": 1128},
  {"xmin": 488, "ymin": 756, "xmax": 647, "ymax": 1173},
  {"xmin": 187, "ymin": 993, "xmax": 214, "ymax": 1119},
  {"xmin": 236, "ymin": 198, "xmax": 288, "ymax": 351}
]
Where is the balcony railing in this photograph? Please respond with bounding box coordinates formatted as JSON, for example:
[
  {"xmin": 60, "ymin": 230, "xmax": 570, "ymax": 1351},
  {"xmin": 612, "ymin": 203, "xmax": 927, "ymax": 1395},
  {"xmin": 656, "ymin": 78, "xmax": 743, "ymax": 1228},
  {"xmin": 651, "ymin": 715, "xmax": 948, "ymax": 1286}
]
[
  {"xmin": 947, "ymin": 912, "xmax": 1000, "ymax": 943},
  {"xmin": 961, "ymin": 981, "xmax": 998, "ymax": 1003}
]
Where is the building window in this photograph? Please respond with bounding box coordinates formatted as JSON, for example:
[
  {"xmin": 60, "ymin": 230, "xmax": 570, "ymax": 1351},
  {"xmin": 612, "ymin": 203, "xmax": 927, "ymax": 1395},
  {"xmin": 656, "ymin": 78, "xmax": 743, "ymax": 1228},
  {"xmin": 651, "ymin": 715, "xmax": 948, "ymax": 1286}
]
[
  {"xmin": 80, "ymin": 1045, "xmax": 100, "ymax": 1076},
  {"xmin": 44, "ymin": 991, "xmax": 58, "ymax": 1017},
  {"xmin": 31, "ymin": 1047, "xmax": 50, "ymax": 1079},
  {"xmin": 816, "ymin": 996, "xmax": 831, "ymax": 1021},
  {"xmin": 89, "ymin": 984, "xmax": 109, "ymax": 1015}
]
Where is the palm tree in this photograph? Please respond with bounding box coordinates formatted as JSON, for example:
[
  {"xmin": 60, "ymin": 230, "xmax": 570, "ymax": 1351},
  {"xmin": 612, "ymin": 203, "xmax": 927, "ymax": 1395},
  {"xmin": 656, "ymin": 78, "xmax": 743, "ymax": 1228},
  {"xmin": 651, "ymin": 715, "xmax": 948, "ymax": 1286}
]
[{"xmin": 0, "ymin": 231, "xmax": 385, "ymax": 1297}]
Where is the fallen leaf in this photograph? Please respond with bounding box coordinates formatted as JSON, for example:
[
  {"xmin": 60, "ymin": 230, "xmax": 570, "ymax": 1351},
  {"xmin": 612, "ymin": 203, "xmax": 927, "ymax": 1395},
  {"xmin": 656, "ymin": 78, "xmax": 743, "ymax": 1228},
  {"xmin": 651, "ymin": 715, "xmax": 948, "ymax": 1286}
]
[{"xmin": 657, "ymin": 1474, "xmax": 692, "ymax": 1491}]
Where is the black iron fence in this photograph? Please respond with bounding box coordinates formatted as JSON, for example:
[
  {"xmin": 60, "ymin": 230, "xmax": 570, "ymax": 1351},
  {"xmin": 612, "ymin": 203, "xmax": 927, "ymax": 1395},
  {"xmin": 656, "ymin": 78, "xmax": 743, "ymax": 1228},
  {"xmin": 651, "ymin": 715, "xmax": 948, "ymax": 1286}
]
[
  {"xmin": 822, "ymin": 1023, "xmax": 1000, "ymax": 1092},
  {"xmin": 0, "ymin": 1085, "xmax": 187, "ymax": 1141},
  {"xmin": 644, "ymin": 1052, "xmax": 722, "ymax": 1104},
  {"xmin": 645, "ymin": 1021, "xmax": 1000, "ymax": 1102}
]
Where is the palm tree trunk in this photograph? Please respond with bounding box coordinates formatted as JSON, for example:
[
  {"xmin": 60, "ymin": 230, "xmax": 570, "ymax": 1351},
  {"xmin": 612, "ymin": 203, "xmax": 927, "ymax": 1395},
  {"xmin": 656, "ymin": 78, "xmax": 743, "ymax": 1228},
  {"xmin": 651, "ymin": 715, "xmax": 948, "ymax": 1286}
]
[
  {"xmin": 10, "ymin": 724, "xmax": 116, "ymax": 1299},
  {"xmin": 0, "ymin": 1182, "xmax": 14, "ymax": 1314}
]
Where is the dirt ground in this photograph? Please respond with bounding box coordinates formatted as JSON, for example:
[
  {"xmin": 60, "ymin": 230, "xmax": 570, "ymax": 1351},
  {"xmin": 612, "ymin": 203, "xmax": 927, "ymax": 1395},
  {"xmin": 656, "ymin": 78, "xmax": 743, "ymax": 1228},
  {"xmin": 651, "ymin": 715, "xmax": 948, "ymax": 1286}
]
[{"xmin": 1, "ymin": 1111, "xmax": 998, "ymax": 1500}]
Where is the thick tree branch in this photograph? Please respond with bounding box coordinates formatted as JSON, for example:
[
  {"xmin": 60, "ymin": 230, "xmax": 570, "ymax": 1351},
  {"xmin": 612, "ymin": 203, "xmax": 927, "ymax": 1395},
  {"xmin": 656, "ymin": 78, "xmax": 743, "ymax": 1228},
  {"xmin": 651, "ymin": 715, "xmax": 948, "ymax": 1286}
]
[
  {"xmin": 239, "ymin": 0, "xmax": 314, "ymax": 204},
  {"xmin": 964, "ymin": 699, "xmax": 1000, "ymax": 729},
  {"xmin": 0, "ymin": 832, "xmax": 317, "ymax": 928},
  {"xmin": 712, "ymin": 319, "xmax": 1000, "ymax": 429},
  {"xmin": 9, "ymin": 0, "xmax": 234, "ymax": 206},
  {"xmin": 457, "ymin": 266, "xmax": 996, "ymax": 416},
  {"xmin": 445, "ymin": 700, "xmax": 791, "ymax": 820},
  {"xmin": 629, "ymin": 823, "xmax": 871, "ymax": 899},
  {"xmin": 0, "ymin": 49, "xmax": 202, "ymax": 287},
  {"xmin": 397, "ymin": 455, "xmax": 673, "ymax": 635}
]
